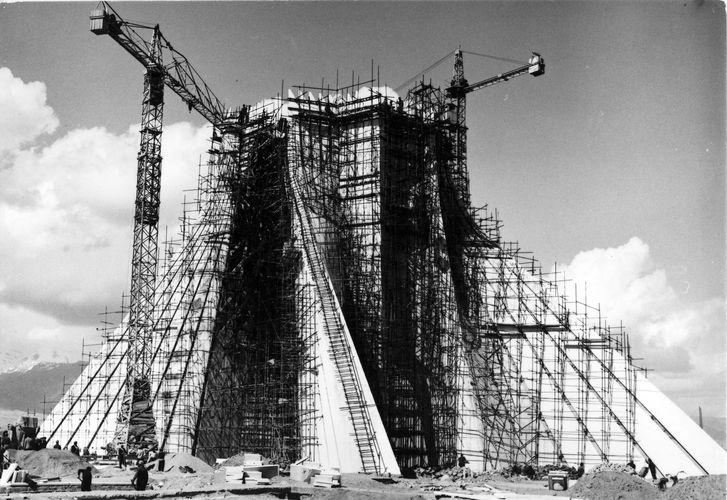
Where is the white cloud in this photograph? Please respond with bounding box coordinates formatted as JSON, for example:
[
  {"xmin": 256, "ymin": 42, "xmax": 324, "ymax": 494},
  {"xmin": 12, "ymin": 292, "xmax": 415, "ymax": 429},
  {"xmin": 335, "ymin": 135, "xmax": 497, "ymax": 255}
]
[
  {"xmin": 0, "ymin": 67, "xmax": 211, "ymax": 372},
  {"xmin": 0, "ymin": 67, "xmax": 59, "ymax": 157},
  {"xmin": 0, "ymin": 303, "xmax": 89, "ymax": 372},
  {"xmin": 557, "ymin": 237, "xmax": 726, "ymax": 417},
  {"xmin": 0, "ymin": 121, "xmax": 209, "ymax": 324}
]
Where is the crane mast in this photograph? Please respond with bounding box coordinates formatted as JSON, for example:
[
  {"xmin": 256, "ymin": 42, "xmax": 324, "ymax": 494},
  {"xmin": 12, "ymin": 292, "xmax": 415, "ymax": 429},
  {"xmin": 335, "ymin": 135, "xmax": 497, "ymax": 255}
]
[
  {"xmin": 113, "ymin": 27, "xmax": 165, "ymax": 451},
  {"xmin": 445, "ymin": 49, "xmax": 545, "ymax": 202},
  {"xmin": 89, "ymin": 1, "xmax": 234, "ymax": 452}
]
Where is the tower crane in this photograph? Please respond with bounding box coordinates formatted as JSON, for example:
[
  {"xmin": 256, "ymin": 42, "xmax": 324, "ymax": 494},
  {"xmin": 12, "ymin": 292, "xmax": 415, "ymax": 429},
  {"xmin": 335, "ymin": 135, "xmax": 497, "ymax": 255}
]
[
  {"xmin": 441, "ymin": 49, "xmax": 544, "ymax": 243},
  {"xmin": 89, "ymin": 1, "xmax": 240, "ymax": 452},
  {"xmin": 445, "ymin": 49, "xmax": 544, "ymax": 180}
]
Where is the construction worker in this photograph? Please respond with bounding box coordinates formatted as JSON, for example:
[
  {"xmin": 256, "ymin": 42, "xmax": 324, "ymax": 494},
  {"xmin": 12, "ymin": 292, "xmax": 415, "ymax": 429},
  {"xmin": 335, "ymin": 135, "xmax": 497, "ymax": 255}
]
[
  {"xmin": 637, "ymin": 460, "xmax": 649, "ymax": 478},
  {"xmin": 457, "ymin": 454, "xmax": 471, "ymax": 477},
  {"xmin": 131, "ymin": 460, "xmax": 149, "ymax": 491},
  {"xmin": 15, "ymin": 425, "xmax": 24, "ymax": 448},
  {"xmin": 35, "ymin": 437, "xmax": 47, "ymax": 450},
  {"xmin": 77, "ymin": 466, "xmax": 93, "ymax": 491},
  {"xmin": 646, "ymin": 458, "xmax": 657, "ymax": 481},
  {"xmin": 576, "ymin": 462, "xmax": 585, "ymax": 479},
  {"xmin": 70, "ymin": 441, "xmax": 80, "ymax": 456},
  {"xmin": 155, "ymin": 450, "xmax": 166, "ymax": 472},
  {"xmin": 118, "ymin": 445, "xmax": 127, "ymax": 470},
  {"xmin": 6, "ymin": 426, "xmax": 17, "ymax": 450},
  {"xmin": 1, "ymin": 432, "xmax": 11, "ymax": 450},
  {"xmin": 52, "ymin": 440, "xmax": 61, "ymax": 450}
]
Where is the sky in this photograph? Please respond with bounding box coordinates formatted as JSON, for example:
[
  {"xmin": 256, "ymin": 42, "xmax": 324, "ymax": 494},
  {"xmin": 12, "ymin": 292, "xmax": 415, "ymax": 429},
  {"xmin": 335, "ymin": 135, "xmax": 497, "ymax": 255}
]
[{"xmin": 0, "ymin": 1, "xmax": 724, "ymax": 424}]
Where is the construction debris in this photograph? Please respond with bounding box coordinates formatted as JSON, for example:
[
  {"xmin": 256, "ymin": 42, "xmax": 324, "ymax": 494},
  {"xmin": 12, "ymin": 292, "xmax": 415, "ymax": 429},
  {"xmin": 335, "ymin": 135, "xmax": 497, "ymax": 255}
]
[
  {"xmin": 569, "ymin": 470, "xmax": 659, "ymax": 500},
  {"xmin": 414, "ymin": 463, "xmax": 578, "ymax": 482},
  {"xmin": 217, "ymin": 451, "xmax": 278, "ymax": 484}
]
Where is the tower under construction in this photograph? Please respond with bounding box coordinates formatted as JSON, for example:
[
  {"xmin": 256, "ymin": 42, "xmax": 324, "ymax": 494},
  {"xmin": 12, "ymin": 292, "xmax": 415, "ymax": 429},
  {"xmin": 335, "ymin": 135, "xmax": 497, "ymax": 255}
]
[{"xmin": 41, "ymin": 2, "xmax": 727, "ymax": 478}]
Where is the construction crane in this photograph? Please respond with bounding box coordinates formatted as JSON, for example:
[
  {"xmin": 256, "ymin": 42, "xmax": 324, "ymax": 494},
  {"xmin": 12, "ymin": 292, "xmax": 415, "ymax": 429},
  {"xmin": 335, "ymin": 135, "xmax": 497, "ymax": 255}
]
[
  {"xmin": 90, "ymin": 2, "xmax": 228, "ymax": 123},
  {"xmin": 89, "ymin": 1, "xmax": 237, "ymax": 452},
  {"xmin": 441, "ymin": 49, "xmax": 544, "ymax": 244},
  {"xmin": 445, "ymin": 49, "xmax": 544, "ymax": 171},
  {"xmin": 445, "ymin": 49, "xmax": 544, "ymax": 138},
  {"xmin": 445, "ymin": 50, "xmax": 544, "ymax": 155}
]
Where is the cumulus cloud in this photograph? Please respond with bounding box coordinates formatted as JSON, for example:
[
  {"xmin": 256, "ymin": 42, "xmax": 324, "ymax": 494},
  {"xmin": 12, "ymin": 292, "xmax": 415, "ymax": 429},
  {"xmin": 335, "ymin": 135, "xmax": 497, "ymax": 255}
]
[
  {"xmin": 0, "ymin": 303, "xmax": 89, "ymax": 371},
  {"xmin": 557, "ymin": 237, "xmax": 726, "ymax": 416},
  {"xmin": 0, "ymin": 122, "xmax": 210, "ymax": 328},
  {"xmin": 0, "ymin": 67, "xmax": 59, "ymax": 157},
  {"xmin": 0, "ymin": 68, "xmax": 210, "ymax": 370}
]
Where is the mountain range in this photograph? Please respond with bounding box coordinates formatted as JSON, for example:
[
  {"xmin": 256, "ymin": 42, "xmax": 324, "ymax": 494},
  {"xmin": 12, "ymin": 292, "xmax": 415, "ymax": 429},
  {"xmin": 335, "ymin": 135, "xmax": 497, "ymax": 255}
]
[{"xmin": 0, "ymin": 361, "xmax": 85, "ymax": 418}]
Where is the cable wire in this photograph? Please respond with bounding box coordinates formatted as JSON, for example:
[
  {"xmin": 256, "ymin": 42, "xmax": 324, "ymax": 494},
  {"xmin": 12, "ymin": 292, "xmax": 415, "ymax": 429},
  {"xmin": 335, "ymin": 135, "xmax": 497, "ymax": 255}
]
[
  {"xmin": 462, "ymin": 50, "xmax": 527, "ymax": 66},
  {"xmin": 394, "ymin": 49, "xmax": 457, "ymax": 92}
]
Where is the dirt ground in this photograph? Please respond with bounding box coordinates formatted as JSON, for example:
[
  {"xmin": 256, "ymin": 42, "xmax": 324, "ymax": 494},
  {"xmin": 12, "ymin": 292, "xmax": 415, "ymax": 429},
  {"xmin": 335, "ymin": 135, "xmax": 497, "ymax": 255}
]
[{"xmin": 2, "ymin": 451, "xmax": 725, "ymax": 500}]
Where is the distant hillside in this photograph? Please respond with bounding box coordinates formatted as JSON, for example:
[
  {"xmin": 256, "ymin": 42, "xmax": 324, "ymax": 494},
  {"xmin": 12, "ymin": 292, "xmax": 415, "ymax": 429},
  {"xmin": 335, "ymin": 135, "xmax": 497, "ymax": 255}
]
[{"xmin": 0, "ymin": 362, "xmax": 84, "ymax": 414}]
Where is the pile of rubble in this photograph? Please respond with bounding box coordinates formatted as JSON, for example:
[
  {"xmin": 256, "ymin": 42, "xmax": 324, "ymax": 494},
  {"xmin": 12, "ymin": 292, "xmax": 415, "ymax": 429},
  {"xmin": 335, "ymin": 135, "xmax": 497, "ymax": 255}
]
[
  {"xmin": 663, "ymin": 474, "xmax": 726, "ymax": 500},
  {"xmin": 414, "ymin": 462, "xmax": 578, "ymax": 482},
  {"xmin": 588, "ymin": 462, "xmax": 635, "ymax": 474},
  {"xmin": 569, "ymin": 470, "xmax": 658, "ymax": 500},
  {"xmin": 5, "ymin": 449, "xmax": 95, "ymax": 479},
  {"xmin": 414, "ymin": 465, "xmax": 481, "ymax": 481}
]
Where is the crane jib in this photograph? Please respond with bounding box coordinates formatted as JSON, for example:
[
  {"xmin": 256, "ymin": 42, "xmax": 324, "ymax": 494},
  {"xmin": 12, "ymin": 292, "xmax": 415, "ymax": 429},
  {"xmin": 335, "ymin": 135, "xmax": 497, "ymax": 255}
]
[
  {"xmin": 446, "ymin": 54, "xmax": 545, "ymax": 97},
  {"xmin": 90, "ymin": 3, "xmax": 228, "ymax": 126}
]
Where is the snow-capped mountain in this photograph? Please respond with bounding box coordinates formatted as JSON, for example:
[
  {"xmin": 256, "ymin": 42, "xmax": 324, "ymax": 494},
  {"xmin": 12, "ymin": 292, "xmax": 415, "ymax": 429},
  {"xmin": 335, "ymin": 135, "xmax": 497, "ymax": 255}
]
[
  {"xmin": 0, "ymin": 361, "xmax": 85, "ymax": 418},
  {"xmin": 0, "ymin": 349, "xmax": 78, "ymax": 375}
]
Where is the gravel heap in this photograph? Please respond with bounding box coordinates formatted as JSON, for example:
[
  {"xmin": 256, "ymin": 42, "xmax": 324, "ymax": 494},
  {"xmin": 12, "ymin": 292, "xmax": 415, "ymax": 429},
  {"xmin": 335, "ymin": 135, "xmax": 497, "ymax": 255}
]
[
  {"xmin": 589, "ymin": 462, "xmax": 636, "ymax": 474},
  {"xmin": 569, "ymin": 471, "xmax": 658, "ymax": 500},
  {"xmin": 6, "ymin": 449, "xmax": 97, "ymax": 478},
  {"xmin": 664, "ymin": 474, "xmax": 726, "ymax": 500}
]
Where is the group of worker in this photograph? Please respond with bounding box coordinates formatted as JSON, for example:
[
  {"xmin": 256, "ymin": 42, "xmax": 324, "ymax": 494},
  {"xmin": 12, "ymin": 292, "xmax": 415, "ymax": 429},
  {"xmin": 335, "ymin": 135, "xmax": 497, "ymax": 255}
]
[
  {"xmin": 71, "ymin": 442, "xmax": 153, "ymax": 492},
  {"xmin": 1, "ymin": 430, "xmax": 150, "ymax": 492},
  {"xmin": 456, "ymin": 453, "xmax": 665, "ymax": 484},
  {"xmin": 76, "ymin": 459, "xmax": 148, "ymax": 492}
]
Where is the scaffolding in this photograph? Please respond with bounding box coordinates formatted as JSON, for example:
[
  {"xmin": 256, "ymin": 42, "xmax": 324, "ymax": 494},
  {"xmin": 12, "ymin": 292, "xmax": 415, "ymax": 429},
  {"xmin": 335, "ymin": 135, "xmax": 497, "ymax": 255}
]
[{"xmin": 43, "ymin": 74, "xmax": 655, "ymax": 474}]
